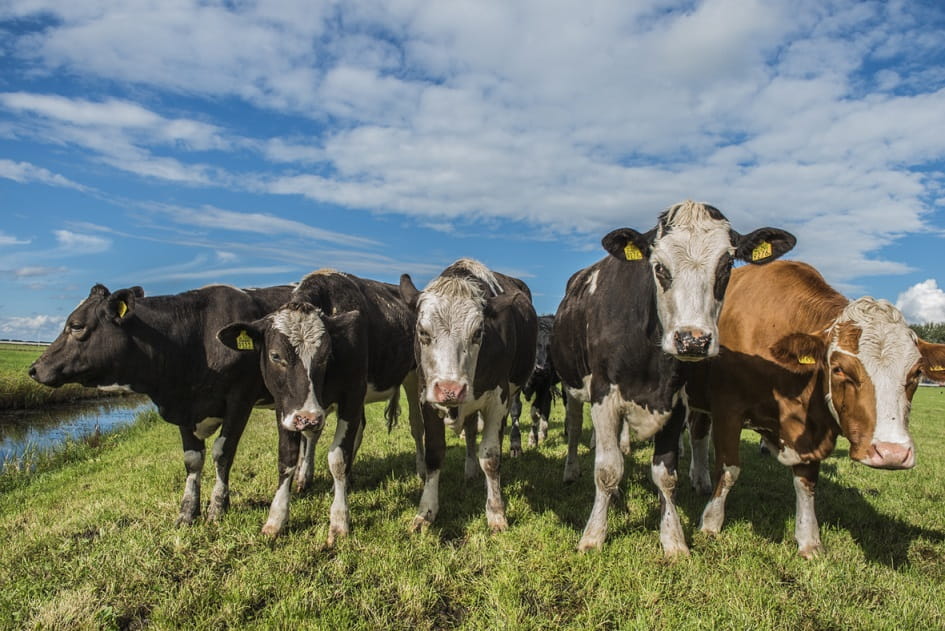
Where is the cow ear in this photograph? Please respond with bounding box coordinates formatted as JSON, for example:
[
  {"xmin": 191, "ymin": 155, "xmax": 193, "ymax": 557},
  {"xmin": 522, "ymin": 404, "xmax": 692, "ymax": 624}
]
[
  {"xmin": 89, "ymin": 283, "xmax": 110, "ymax": 298},
  {"xmin": 131, "ymin": 286, "xmax": 145, "ymax": 298},
  {"xmin": 918, "ymin": 338, "xmax": 945, "ymax": 383},
  {"xmin": 770, "ymin": 332, "xmax": 826, "ymax": 373},
  {"xmin": 105, "ymin": 288, "xmax": 137, "ymax": 324},
  {"xmin": 602, "ymin": 228, "xmax": 655, "ymax": 262},
  {"xmin": 399, "ymin": 274, "xmax": 420, "ymax": 310},
  {"xmin": 733, "ymin": 228, "xmax": 796, "ymax": 264},
  {"xmin": 218, "ymin": 322, "xmax": 264, "ymax": 352}
]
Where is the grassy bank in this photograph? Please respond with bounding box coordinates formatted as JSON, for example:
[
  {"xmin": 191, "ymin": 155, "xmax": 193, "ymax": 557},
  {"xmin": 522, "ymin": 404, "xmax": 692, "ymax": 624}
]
[
  {"xmin": 1, "ymin": 389, "xmax": 944, "ymax": 629},
  {"xmin": 0, "ymin": 343, "xmax": 121, "ymax": 410}
]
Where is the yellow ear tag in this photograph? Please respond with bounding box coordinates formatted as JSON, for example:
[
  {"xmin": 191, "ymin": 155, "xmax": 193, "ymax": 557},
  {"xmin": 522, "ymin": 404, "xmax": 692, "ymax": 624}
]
[
  {"xmin": 929, "ymin": 365, "xmax": 945, "ymax": 372},
  {"xmin": 798, "ymin": 355, "xmax": 815, "ymax": 365},
  {"xmin": 117, "ymin": 301, "xmax": 128, "ymax": 318},
  {"xmin": 236, "ymin": 330, "xmax": 255, "ymax": 351},
  {"xmin": 624, "ymin": 243, "xmax": 643, "ymax": 261},
  {"xmin": 751, "ymin": 241, "xmax": 772, "ymax": 261}
]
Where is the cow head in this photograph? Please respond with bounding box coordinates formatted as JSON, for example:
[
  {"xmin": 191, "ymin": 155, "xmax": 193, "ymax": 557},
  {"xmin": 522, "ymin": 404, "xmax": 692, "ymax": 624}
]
[
  {"xmin": 29, "ymin": 284, "xmax": 144, "ymax": 388},
  {"xmin": 602, "ymin": 200, "xmax": 795, "ymax": 360},
  {"xmin": 218, "ymin": 302, "xmax": 360, "ymax": 434},
  {"xmin": 770, "ymin": 297, "xmax": 945, "ymax": 469},
  {"xmin": 400, "ymin": 261, "xmax": 504, "ymax": 407}
]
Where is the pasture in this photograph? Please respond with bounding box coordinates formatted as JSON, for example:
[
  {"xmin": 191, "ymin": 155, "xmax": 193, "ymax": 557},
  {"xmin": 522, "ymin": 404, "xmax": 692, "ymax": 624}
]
[
  {"xmin": 0, "ymin": 343, "xmax": 107, "ymax": 409},
  {"xmin": 1, "ymin": 389, "xmax": 944, "ymax": 629}
]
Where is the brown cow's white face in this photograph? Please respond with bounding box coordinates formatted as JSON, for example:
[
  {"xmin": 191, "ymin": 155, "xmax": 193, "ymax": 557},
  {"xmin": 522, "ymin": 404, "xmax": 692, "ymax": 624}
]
[{"xmin": 415, "ymin": 279, "xmax": 486, "ymax": 406}]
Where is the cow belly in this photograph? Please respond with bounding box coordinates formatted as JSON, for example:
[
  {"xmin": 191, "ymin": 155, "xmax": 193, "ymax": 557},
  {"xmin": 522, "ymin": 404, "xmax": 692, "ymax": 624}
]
[
  {"xmin": 365, "ymin": 384, "xmax": 397, "ymax": 404},
  {"xmin": 598, "ymin": 385, "xmax": 672, "ymax": 441}
]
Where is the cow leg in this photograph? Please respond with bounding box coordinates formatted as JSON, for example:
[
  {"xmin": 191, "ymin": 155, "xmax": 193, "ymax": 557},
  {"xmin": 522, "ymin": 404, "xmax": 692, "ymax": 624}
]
[
  {"xmin": 792, "ymin": 462, "xmax": 823, "ymax": 559},
  {"xmin": 563, "ymin": 395, "xmax": 584, "ymax": 482},
  {"xmin": 294, "ymin": 426, "xmax": 322, "ymax": 493},
  {"xmin": 529, "ymin": 387, "xmax": 551, "ymax": 447},
  {"xmin": 509, "ymin": 392, "xmax": 523, "ymax": 458},
  {"xmin": 326, "ymin": 406, "xmax": 362, "ymax": 547},
  {"xmin": 577, "ymin": 399, "xmax": 622, "ymax": 551},
  {"xmin": 464, "ymin": 414, "xmax": 480, "ymax": 479},
  {"xmin": 699, "ymin": 414, "xmax": 742, "ymax": 535},
  {"xmin": 176, "ymin": 428, "xmax": 205, "ymax": 526},
  {"xmin": 403, "ymin": 371, "xmax": 426, "ymax": 479},
  {"xmin": 412, "ymin": 404, "xmax": 446, "ymax": 531},
  {"xmin": 651, "ymin": 401, "xmax": 689, "ymax": 557},
  {"xmin": 619, "ymin": 419, "xmax": 632, "ymax": 455},
  {"xmin": 480, "ymin": 399, "xmax": 509, "ymax": 532},
  {"xmin": 262, "ymin": 426, "xmax": 300, "ymax": 537},
  {"xmin": 687, "ymin": 410, "xmax": 713, "ymax": 495}
]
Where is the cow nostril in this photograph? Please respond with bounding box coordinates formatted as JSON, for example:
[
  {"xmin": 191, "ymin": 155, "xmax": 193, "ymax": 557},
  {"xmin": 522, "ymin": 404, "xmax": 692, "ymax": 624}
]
[{"xmin": 28, "ymin": 365, "xmax": 37, "ymax": 378}]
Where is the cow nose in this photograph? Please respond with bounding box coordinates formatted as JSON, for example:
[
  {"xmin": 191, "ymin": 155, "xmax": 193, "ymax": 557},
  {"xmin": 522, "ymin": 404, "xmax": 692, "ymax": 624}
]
[
  {"xmin": 433, "ymin": 380, "xmax": 467, "ymax": 404},
  {"xmin": 293, "ymin": 411, "xmax": 324, "ymax": 432},
  {"xmin": 864, "ymin": 442, "xmax": 915, "ymax": 469},
  {"xmin": 28, "ymin": 364, "xmax": 38, "ymax": 380},
  {"xmin": 674, "ymin": 329, "xmax": 712, "ymax": 357}
]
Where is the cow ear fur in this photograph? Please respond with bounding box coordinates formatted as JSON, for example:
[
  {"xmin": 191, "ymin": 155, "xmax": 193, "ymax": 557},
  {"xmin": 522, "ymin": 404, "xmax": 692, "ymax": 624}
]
[
  {"xmin": 918, "ymin": 338, "xmax": 945, "ymax": 383},
  {"xmin": 733, "ymin": 228, "xmax": 796, "ymax": 265},
  {"xmin": 106, "ymin": 288, "xmax": 138, "ymax": 324},
  {"xmin": 399, "ymin": 274, "xmax": 420, "ymax": 310},
  {"xmin": 601, "ymin": 228, "xmax": 655, "ymax": 263},
  {"xmin": 217, "ymin": 322, "xmax": 264, "ymax": 353},
  {"xmin": 770, "ymin": 332, "xmax": 826, "ymax": 374}
]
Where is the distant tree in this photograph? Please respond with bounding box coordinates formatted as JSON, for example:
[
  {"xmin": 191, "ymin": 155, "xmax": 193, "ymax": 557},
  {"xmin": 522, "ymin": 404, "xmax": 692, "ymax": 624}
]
[{"xmin": 910, "ymin": 322, "xmax": 945, "ymax": 344}]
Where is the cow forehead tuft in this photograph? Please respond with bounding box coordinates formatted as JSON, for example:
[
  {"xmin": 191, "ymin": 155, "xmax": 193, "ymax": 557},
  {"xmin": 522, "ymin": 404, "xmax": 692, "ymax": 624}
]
[
  {"xmin": 658, "ymin": 200, "xmax": 731, "ymax": 235},
  {"xmin": 271, "ymin": 306, "xmax": 327, "ymax": 356},
  {"xmin": 836, "ymin": 297, "xmax": 919, "ymax": 368},
  {"xmin": 422, "ymin": 276, "xmax": 489, "ymax": 307}
]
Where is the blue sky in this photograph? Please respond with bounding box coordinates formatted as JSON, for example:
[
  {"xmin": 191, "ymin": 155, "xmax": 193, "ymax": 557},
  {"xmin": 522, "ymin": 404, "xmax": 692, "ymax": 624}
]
[{"xmin": 2, "ymin": 0, "xmax": 945, "ymax": 341}]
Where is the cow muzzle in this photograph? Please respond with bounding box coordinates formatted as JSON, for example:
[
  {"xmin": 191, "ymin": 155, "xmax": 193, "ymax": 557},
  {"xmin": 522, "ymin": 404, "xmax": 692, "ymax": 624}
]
[
  {"xmin": 432, "ymin": 380, "xmax": 468, "ymax": 405},
  {"xmin": 28, "ymin": 361, "xmax": 63, "ymax": 387},
  {"xmin": 861, "ymin": 441, "xmax": 915, "ymax": 469},
  {"xmin": 672, "ymin": 328, "xmax": 713, "ymax": 360},
  {"xmin": 290, "ymin": 410, "xmax": 325, "ymax": 433}
]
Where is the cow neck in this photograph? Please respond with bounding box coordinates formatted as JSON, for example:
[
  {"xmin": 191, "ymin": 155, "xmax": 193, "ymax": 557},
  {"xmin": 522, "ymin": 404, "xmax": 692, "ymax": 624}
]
[{"xmin": 121, "ymin": 299, "xmax": 202, "ymax": 398}]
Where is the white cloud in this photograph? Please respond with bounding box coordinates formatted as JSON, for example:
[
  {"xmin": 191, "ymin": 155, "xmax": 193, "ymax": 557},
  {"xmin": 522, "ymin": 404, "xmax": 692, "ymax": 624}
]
[
  {"xmin": 54, "ymin": 230, "xmax": 111, "ymax": 254},
  {"xmin": 0, "ymin": 314, "xmax": 63, "ymax": 342},
  {"xmin": 0, "ymin": 230, "xmax": 31, "ymax": 246},
  {"xmin": 13, "ymin": 266, "xmax": 66, "ymax": 278},
  {"xmin": 896, "ymin": 279, "xmax": 945, "ymax": 324},
  {"xmin": 0, "ymin": 158, "xmax": 88, "ymax": 191}
]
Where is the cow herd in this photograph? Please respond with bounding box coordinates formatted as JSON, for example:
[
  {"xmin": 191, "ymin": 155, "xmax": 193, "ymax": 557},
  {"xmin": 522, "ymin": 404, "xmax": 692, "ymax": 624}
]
[{"xmin": 28, "ymin": 200, "xmax": 945, "ymax": 559}]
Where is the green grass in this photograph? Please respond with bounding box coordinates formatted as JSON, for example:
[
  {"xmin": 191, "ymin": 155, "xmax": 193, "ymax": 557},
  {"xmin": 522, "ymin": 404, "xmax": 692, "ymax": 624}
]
[
  {"xmin": 2, "ymin": 389, "xmax": 945, "ymax": 629},
  {"xmin": 0, "ymin": 343, "xmax": 119, "ymax": 409}
]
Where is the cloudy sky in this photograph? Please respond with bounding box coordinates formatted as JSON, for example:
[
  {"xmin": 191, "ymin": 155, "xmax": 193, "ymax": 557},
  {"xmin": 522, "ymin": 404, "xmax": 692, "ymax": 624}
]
[{"xmin": 2, "ymin": 0, "xmax": 945, "ymax": 342}]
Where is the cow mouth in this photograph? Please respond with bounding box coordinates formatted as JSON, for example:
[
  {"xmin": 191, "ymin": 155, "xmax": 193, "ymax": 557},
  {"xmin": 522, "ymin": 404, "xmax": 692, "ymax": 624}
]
[{"xmin": 858, "ymin": 442, "xmax": 916, "ymax": 470}]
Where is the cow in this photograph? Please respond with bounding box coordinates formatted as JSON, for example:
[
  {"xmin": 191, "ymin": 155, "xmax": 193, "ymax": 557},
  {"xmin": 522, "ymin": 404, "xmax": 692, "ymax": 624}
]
[
  {"xmin": 29, "ymin": 282, "xmax": 294, "ymax": 525},
  {"xmin": 550, "ymin": 200, "xmax": 796, "ymax": 556},
  {"xmin": 399, "ymin": 258, "xmax": 538, "ymax": 533},
  {"xmin": 688, "ymin": 260, "xmax": 945, "ymax": 558},
  {"xmin": 217, "ymin": 270, "xmax": 421, "ymax": 544},
  {"xmin": 508, "ymin": 314, "xmax": 559, "ymax": 457}
]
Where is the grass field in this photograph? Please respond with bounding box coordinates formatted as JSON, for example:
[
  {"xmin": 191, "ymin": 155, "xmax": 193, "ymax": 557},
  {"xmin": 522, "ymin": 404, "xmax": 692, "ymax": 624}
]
[
  {"xmin": 0, "ymin": 343, "xmax": 116, "ymax": 409},
  {"xmin": 1, "ymin": 388, "xmax": 944, "ymax": 629}
]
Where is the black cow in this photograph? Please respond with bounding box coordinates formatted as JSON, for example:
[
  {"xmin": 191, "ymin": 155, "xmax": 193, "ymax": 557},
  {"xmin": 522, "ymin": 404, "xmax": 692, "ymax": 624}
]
[
  {"xmin": 400, "ymin": 258, "xmax": 537, "ymax": 532},
  {"xmin": 508, "ymin": 314, "xmax": 558, "ymax": 457},
  {"xmin": 29, "ymin": 283, "xmax": 294, "ymax": 525},
  {"xmin": 218, "ymin": 270, "xmax": 420, "ymax": 544},
  {"xmin": 551, "ymin": 200, "xmax": 795, "ymax": 556}
]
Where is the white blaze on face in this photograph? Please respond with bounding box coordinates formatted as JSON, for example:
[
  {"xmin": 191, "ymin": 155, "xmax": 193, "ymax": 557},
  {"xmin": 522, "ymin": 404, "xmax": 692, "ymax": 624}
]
[
  {"xmin": 649, "ymin": 202, "xmax": 734, "ymax": 358},
  {"xmin": 834, "ymin": 298, "xmax": 919, "ymax": 452},
  {"xmin": 271, "ymin": 307, "xmax": 330, "ymax": 431},
  {"xmin": 416, "ymin": 276, "xmax": 487, "ymax": 404}
]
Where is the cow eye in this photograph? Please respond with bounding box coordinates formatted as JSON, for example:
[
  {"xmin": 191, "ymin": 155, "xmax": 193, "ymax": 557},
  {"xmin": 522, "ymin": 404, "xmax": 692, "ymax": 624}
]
[
  {"xmin": 653, "ymin": 262, "xmax": 672, "ymax": 290},
  {"xmin": 832, "ymin": 366, "xmax": 844, "ymax": 377},
  {"xmin": 269, "ymin": 351, "xmax": 285, "ymax": 365},
  {"xmin": 68, "ymin": 322, "xmax": 85, "ymax": 333},
  {"xmin": 470, "ymin": 328, "xmax": 483, "ymax": 345},
  {"xmin": 417, "ymin": 328, "xmax": 432, "ymax": 345}
]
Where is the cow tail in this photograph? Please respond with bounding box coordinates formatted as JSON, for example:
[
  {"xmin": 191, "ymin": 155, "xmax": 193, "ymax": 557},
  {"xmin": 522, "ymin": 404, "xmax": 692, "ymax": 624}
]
[{"xmin": 385, "ymin": 388, "xmax": 402, "ymax": 433}]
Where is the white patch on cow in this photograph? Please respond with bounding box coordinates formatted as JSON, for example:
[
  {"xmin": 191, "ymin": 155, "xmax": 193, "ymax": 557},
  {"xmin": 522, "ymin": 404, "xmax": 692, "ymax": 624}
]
[
  {"xmin": 365, "ymin": 384, "xmax": 396, "ymax": 404},
  {"xmin": 326, "ymin": 417, "xmax": 352, "ymax": 544},
  {"xmin": 649, "ymin": 201, "xmax": 734, "ymax": 358},
  {"xmin": 272, "ymin": 306, "xmax": 330, "ymax": 430},
  {"xmin": 651, "ymin": 461, "xmax": 689, "ymax": 557},
  {"xmin": 96, "ymin": 383, "xmax": 133, "ymax": 393},
  {"xmin": 688, "ymin": 434, "xmax": 713, "ymax": 495},
  {"xmin": 262, "ymin": 467, "xmax": 295, "ymax": 536},
  {"xmin": 193, "ymin": 417, "xmax": 223, "ymax": 440},
  {"xmin": 793, "ymin": 473, "xmax": 823, "ymax": 558},
  {"xmin": 699, "ymin": 464, "xmax": 740, "ymax": 534},
  {"xmin": 416, "ymin": 274, "xmax": 487, "ymax": 404},
  {"xmin": 586, "ymin": 269, "xmax": 599, "ymax": 295},
  {"xmin": 776, "ymin": 444, "xmax": 804, "ymax": 466},
  {"xmin": 415, "ymin": 468, "xmax": 441, "ymax": 527},
  {"xmin": 830, "ymin": 298, "xmax": 919, "ymax": 450},
  {"xmin": 596, "ymin": 384, "xmax": 672, "ymax": 441}
]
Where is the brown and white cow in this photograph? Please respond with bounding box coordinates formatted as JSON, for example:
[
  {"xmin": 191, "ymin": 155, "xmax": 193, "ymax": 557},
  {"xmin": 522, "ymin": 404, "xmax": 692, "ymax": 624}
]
[
  {"xmin": 551, "ymin": 200, "xmax": 796, "ymax": 556},
  {"xmin": 690, "ymin": 260, "xmax": 945, "ymax": 558},
  {"xmin": 218, "ymin": 270, "xmax": 420, "ymax": 544},
  {"xmin": 400, "ymin": 259, "xmax": 538, "ymax": 532}
]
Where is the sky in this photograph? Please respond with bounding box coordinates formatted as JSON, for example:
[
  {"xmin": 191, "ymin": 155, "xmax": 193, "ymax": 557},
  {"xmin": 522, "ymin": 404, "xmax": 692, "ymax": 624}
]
[{"xmin": 2, "ymin": 0, "xmax": 945, "ymax": 342}]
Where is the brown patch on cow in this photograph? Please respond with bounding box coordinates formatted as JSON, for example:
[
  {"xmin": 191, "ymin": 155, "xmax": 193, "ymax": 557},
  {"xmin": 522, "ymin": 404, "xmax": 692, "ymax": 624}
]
[
  {"xmin": 833, "ymin": 322, "xmax": 861, "ymax": 354},
  {"xmin": 918, "ymin": 338, "xmax": 945, "ymax": 383}
]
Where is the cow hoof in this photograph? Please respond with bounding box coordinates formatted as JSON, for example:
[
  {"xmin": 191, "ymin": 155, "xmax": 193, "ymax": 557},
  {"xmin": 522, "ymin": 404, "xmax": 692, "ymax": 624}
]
[
  {"xmin": 261, "ymin": 523, "xmax": 283, "ymax": 538},
  {"xmin": 527, "ymin": 436, "xmax": 538, "ymax": 448},
  {"xmin": 174, "ymin": 514, "xmax": 197, "ymax": 527},
  {"xmin": 326, "ymin": 527, "xmax": 348, "ymax": 548},
  {"xmin": 409, "ymin": 516, "xmax": 432, "ymax": 533},
  {"xmin": 663, "ymin": 545, "xmax": 691, "ymax": 559},
  {"xmin": 465, "ymin": 462, "xmax": 480, "ymax": 480},
  {"xmin": 510, "ymin": 446, "xmax": 522, "ymax": 458},
  {"xmin": 798, "ymin": 543, "xmax": 824, "ymax": 559},
  {"xmin": 577, "ymin": 537, "xmax": 603, "ymax": 553},
  {"xmin": 488, "ymin": 516, "xmax": 508, "ymax": 533},
  {"xmin": 206, "ymin": 496, "xmax": 229, "ymax": 522},
  {"xmin": 563, "ymin": 465, "xmax": 581, "ymax": 483},
  {"xmin": 690, "ymin": 476, "xmax": 713, "ymax": 496}
]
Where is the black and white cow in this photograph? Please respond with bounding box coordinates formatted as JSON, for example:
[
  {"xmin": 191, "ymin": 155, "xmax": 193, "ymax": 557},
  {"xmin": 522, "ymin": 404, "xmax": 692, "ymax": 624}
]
[
  {"xmin": 508, "ymin": 314, "xmax": 559, "ymax": 457},
  {"xmin": 29, "ymin": 282, "xmax": 294, "ymax": 525},
  {"xmin": 218, "ymin": 270, "xmax": 420, "ymax": 544},
  {"xmin": 399, "ymin": 259, "xmax": 538, "ymax": 532},
  {"xmin": 551, "ymin": 201, "xmax": 795, "ymax": 556}
]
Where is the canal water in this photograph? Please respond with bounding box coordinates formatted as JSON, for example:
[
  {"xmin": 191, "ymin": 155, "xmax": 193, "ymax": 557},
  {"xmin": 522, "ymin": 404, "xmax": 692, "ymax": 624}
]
[{"xmin": 0, "ymin": 397, "xmax": 155, "ymax": 462}]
